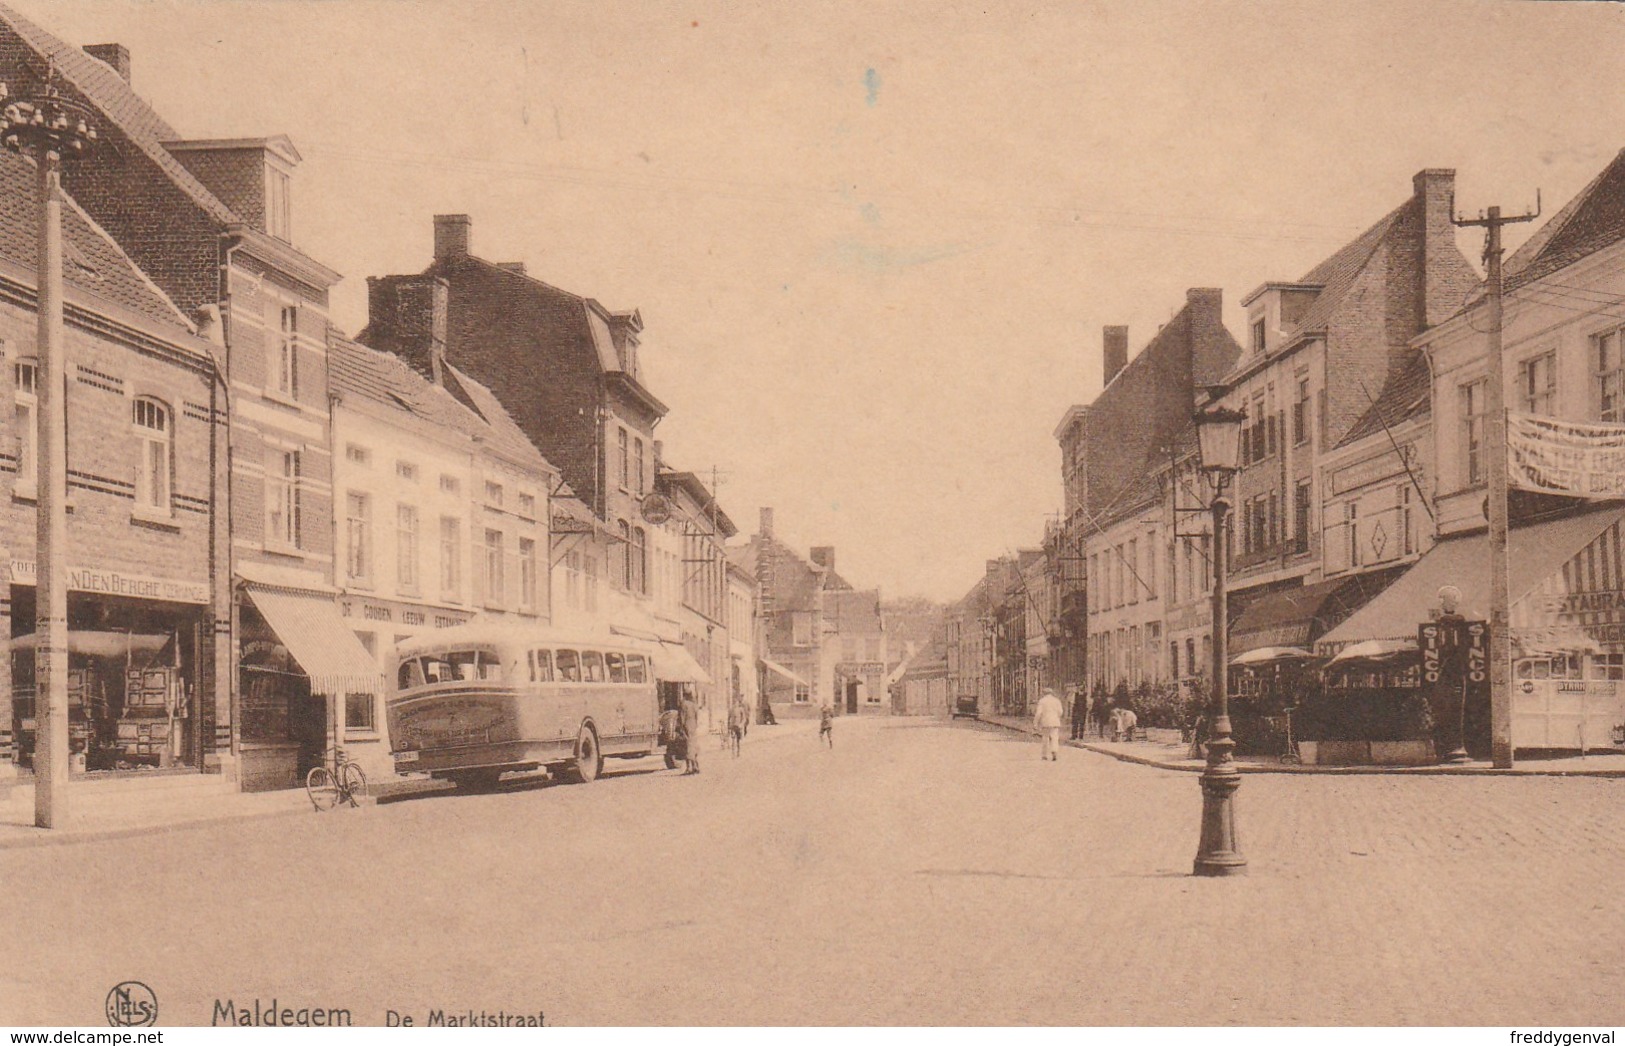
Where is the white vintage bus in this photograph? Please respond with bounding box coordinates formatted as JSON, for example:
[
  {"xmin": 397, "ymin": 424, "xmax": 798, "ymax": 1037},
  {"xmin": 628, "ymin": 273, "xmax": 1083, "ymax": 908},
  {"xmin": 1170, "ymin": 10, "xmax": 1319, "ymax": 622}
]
[{"xmin": 387, "ymin": 624, "xmax": 691, "ymax": 790}]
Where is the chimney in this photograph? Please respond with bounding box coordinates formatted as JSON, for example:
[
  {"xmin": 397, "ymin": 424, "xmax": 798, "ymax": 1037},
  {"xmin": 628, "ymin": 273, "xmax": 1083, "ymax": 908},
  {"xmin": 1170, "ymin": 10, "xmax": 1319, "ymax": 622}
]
[
  {"xmin": 759, "ymin": 507, "xmax": 774, "ymax": 538},
  {"xmin": 434, "ymin": 214, "xmax": 471, "ymax": 262},
  {"xmin": 810, "ymin": 547, "xmax": 835, "ymax": 574},
  {"xmin": 1184, "ymin": 287, "xmax": 1229, "ymax": 386},
  {"xmin": 84, "ymin": 44, "xmax": 130, "ymax": 83},
  {"xmin": 1103, "ymin": 325, "xmax": 1129, "ymax": 385},
  {"xmin": 365, "ymin": 275, "xmax": 449, "ymax": 383},
  {"xmin": 1412, "ymin": 168, "xmax": 1461, "ymax": 328}
]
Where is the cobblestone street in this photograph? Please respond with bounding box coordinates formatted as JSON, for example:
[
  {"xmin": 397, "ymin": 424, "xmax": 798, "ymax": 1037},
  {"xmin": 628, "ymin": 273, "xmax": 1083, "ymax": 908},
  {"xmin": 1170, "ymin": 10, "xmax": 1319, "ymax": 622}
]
[{"xmin": 5, "ymin": 717, "xmax": 1622, "ymax": 1025}]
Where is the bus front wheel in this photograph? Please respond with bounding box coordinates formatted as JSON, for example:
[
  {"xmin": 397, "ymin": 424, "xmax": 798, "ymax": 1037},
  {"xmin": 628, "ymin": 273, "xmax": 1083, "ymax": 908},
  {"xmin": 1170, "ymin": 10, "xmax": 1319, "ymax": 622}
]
[{"xmin": 571, "ymin": 727, "xmax": 602, "ymax": 784}]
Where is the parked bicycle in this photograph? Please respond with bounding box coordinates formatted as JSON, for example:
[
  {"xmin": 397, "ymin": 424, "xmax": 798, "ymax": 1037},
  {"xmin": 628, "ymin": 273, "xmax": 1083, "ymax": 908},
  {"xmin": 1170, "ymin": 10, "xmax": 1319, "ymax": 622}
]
[{"xmin": 306, "ymin": 747, "xmax": 368, "ymax": 811}]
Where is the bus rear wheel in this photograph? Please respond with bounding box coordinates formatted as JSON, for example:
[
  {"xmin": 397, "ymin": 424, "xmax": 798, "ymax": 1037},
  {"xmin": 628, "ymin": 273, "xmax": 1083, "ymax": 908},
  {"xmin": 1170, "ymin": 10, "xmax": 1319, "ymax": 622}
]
[{"xmin": 571, "ymin": 727, "xmax": 602, "ymax": 784}]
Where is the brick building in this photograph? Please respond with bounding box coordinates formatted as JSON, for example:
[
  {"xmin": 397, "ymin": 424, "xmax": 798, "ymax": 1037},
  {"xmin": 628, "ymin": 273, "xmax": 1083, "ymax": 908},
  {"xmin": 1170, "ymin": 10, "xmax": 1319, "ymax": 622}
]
[
  {"xmin": 732, "ymin": 509, "xmax": 827, "ymax": 720},
  {"xmin": 0, "ymin": 7, "xmax": 379, "ymax": 791},
  {"xmin": 1220, "ymin": 170, "xmax": 1481, "ymax": 660},
  {"xmin": 0, "ymin": 146, "xmax": 230, "ymax": 786}
]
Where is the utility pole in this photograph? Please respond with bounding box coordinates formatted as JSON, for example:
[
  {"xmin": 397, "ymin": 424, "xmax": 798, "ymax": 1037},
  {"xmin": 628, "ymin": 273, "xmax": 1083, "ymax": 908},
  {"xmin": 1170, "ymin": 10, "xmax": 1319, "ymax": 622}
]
[
  {"xmin": 0, "ymin": 73, "xmax": 97, "ymax": 826},
  {"xmin": 1454, "ymin": 197, "xmax": 1539, "ymax": 770}
]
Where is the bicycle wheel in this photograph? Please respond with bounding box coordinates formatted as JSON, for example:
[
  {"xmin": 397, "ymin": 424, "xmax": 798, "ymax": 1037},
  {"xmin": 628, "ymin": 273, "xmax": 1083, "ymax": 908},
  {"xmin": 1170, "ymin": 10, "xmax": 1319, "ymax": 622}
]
[
  {"xmin": 340, "ymin": 761, "xmax": 368, "ymax": 806},
  {"xmin": 306, "ymin": 765, "xmax": 340, "ymax": 811}
]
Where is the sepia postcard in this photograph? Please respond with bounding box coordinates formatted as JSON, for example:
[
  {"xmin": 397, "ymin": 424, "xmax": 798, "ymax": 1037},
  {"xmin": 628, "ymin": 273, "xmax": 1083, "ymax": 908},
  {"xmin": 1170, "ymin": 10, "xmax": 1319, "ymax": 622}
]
[{"xmin": 0, "ymin": 0, "xmax": 1623, "ymax": 1033}]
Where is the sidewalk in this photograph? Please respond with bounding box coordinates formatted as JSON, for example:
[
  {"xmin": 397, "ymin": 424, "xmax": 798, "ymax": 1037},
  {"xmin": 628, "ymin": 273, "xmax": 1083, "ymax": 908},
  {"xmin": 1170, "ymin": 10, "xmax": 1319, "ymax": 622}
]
[
  {"xmin": 977, "ymin": 713, "xmax": 1625, "ymax": 777},
  {"xmin": 0, "ymin": 771, "xmax": 448, "ymax": 850}
]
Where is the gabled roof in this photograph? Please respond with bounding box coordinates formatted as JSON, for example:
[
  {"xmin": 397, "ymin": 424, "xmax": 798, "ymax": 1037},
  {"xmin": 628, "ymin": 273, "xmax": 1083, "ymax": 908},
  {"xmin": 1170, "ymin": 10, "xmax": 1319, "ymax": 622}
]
[
  {"xmin": 1261, "ymin": 202, "xmax": 1406, "ymax": 357},
  {"xmin": 1337, "ymin": 351, "xmax": 1432, "ymax": 448},
  {"xmin": 1505, "ymin": 148, "xmax": 1625, "ymax": 293},
  {"xmin": 328, "ymin": 334, "xmax": 553, "ymax": 477},
  {"xmin": 658, "ymin": 467, "xmax": 737, "ymax": 538},
  {"xmin": 431, "ymin": 252, "xmax": 669, "ymax": 418},
  {"xmin": 0, "ymin": 147, "xmax": 191, "ymax": 332},
  {"xmin": 0, "ymin": 2, "xmax": 239, "ymax": 226}
]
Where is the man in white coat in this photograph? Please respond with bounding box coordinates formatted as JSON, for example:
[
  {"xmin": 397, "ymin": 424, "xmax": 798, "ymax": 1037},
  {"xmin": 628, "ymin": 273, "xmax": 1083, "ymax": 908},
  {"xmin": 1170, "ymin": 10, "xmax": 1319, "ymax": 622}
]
[{"xmin": 1033, "ymin": 687, "xmax": 1065, "ymax": 762}]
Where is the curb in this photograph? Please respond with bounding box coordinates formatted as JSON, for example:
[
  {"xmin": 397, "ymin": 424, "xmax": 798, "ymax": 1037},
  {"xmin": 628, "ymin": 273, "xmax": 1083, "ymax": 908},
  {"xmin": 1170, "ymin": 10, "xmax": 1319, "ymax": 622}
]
[{"xmin": 974, "ymin": 716, "xmax": 1625, "ymax": 779}]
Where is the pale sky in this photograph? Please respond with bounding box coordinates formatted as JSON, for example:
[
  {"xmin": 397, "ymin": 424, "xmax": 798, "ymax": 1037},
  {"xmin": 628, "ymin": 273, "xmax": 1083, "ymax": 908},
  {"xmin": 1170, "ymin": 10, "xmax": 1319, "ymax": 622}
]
[{"xmin": 17, "ymin": 0, "xmax": 1625, "ymax": 602}]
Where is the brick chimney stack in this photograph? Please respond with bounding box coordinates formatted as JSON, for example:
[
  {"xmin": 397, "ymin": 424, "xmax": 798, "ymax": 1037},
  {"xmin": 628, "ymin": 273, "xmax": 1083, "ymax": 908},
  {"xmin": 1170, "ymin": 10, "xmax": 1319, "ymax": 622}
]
[
  {"xmin": 759, "ymin": 507, "xmax": 774, "ymax": 537},
  {"xmin": 810, "ymin": 547, "xmax": 835, "ymax": 575},
  {"xmin": 365, "ymin": 276, "xmax": 449, "ymax": 384},
  {"xmin": 1103, "ymin": 326, "xmax": 1129, "ymax": 386},
  {"xmin": 434, "ymin": 214, "xmax": 471, "ymax": 262},
  {"xmin": 84, "ymin": 44, "xmax": 130, "ymax": 83},
  {"xmin": 1412, "ymin": 168, "xmax": 1462, "ymax": 328}
]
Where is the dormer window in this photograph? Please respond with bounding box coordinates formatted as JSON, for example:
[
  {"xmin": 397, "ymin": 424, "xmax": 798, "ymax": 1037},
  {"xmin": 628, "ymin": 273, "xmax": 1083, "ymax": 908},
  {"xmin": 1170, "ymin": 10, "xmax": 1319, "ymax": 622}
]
[
  {"xmin": 1251, "ymin": 318, "xmax": 1266, "ymax": 354},
  {"xmin": 266, "ymin": 166, "xmax": 291, "ymax": 241}
]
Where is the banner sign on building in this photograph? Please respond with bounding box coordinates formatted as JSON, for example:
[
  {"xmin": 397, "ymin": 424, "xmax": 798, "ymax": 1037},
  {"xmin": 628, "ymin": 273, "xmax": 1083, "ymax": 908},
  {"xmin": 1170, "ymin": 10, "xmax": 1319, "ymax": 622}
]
[{"xmin": 1507, "ymin": 412, "xmax": 1625, "ymax": 498}]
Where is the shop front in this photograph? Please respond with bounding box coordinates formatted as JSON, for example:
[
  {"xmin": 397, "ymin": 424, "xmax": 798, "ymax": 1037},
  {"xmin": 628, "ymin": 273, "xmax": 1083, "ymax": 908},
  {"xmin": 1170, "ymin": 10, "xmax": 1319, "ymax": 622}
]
[
  {"xmin": 6, "ymin": 564, "xmax": 214, "ymax": 778},
  {"xmin": 237, "ymin": 582, "xmax": 383, "ymax": 792},
  {"xmin": 1318, "ymin": 503, "xmax": 1625, "ymax": 757}
]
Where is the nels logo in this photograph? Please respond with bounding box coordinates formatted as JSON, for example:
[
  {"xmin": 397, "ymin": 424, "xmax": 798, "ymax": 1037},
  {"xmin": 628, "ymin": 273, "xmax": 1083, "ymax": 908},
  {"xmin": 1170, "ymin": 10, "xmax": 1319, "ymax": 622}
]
[{"xmin": 106, "ymin": 981, "xmax": 158, "ymax": 1027}]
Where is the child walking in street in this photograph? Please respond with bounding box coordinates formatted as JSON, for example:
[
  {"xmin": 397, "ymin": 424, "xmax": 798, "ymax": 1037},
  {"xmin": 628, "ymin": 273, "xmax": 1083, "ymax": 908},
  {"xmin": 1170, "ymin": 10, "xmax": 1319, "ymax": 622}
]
[{"xmin": 819, "ymin": 704, "xmax": 834, "ymax": 748}]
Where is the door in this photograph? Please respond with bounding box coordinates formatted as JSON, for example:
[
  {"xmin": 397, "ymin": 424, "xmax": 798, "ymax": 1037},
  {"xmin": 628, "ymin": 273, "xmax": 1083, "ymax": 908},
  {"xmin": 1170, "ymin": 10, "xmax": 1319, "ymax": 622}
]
[
  {"xmin": 289, "ymin": 684, "xmax": 326, "ymax": 778},
  {"xmin": 845, "ymin": 680, "xmax": 858, "ymax": 715}
]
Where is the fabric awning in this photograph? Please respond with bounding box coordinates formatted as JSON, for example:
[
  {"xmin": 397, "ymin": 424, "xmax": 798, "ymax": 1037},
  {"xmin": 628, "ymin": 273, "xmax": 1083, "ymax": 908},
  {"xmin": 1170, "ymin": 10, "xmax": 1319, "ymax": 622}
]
[
  {"xmin": 1318, "ymin": 505, "xmax": 1625, "ymax": 652},
  {"xmin": 760, "ymin": 657, "xmax": 809, "ymax": 687},
  {"xmin": 1229, "ymin": 571, "xmax": 1401, "ymax": 657},
  {"xmin": 243, "ymin": 584, "xmax": 383, "ymax": 694},
  {"xmin": 651, "ymin": 642, "xmax": 712, "ymax": 685},
  {"xmin": 10, "ymin": 630, "xmax": 170, "ymax": 658}
]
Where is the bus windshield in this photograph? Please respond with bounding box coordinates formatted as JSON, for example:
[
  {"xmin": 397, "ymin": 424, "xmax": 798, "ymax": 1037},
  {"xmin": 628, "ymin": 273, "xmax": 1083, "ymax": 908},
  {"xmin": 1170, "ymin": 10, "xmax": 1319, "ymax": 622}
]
[{"xmin": 398, "ymin": 649, "xmax": 505, "ymax": 690}]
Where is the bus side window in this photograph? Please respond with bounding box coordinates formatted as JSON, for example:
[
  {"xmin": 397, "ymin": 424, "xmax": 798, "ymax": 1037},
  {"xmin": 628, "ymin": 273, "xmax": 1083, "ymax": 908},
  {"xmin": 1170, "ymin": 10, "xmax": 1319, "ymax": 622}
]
[
  {"xmin": 534, "ymin": 650, "xmax": 555, "ymax": 683},
  {"xmin": 626, "ymin": 654, "xmax": 647, "ymax": 684},
  {"xmin": 582, "ymin": 650, "xmax": 606, "ymax": 683},
  {"xmin": 556, "ymin": 650, "xmax": 581, "ymax": 682},
  {"xmin": 478, "ymin": 651, "xmax": 503, "ymax": 681},
  {"xmin": 606, "ymin": 652, "xmax": 627, "ymax": 683}
]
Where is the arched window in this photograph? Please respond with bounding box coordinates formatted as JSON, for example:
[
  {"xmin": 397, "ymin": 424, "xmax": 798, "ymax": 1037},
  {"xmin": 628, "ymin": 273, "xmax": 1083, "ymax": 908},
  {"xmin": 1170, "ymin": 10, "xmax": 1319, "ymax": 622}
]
[
  {"xmin": 13, "ymin": 358, "xmax": 36, "ymax": 491},
  {"xmin": 132, "ymin": 398, "xmax": 171, "ymax": 512}
]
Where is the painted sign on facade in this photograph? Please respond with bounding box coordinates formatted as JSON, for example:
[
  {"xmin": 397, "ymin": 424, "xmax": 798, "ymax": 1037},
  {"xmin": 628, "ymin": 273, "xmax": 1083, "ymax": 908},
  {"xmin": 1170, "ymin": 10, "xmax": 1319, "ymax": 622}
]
[
  {"xmin": 1507, "ymin": 412, "xmax": 1625, "ymax": 498},
  {"xmin": 7, "ymin": 559, "xmax": 211, "ymax": 605}
]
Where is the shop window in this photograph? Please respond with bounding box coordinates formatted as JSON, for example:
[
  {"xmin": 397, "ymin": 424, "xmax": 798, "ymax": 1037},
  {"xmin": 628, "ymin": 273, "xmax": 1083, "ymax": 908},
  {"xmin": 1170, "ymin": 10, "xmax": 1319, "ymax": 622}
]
[
  {"xmin": 346, "ymin": 491, "xmax": 372, "ymax": 582},
  {"xmin": 1589, "ymin": 654, "xmax": 1625, "ymax": 681},
  {"xmin": 266, "ymin": 449, "xmax": 302, "ymax": 550},
  {"xmin": 132, "ymin": 399, "xmax": 171, "ymax": 515},
  {"xmin": 439, "ymin": 516, "xmax": 461, "ymax": 601},
  {"xmin": 397, "ymin": 503, "xmax": 420, "ymax": 592},
  {"xmin": 14, "ymin": 357, "xmax": 35, "ymax": 494},
  {"xmin": 344, "ymin": 695, "xmax": 375, "ymax": 734}
]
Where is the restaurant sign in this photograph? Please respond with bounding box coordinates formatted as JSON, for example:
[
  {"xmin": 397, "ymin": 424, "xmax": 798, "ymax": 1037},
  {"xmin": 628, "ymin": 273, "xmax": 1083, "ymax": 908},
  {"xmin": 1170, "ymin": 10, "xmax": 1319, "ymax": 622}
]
[
  {"xmin": 1507, "ymin": 412, "xmax": 1625, "ymax": 498},
  {"xmin": 8, "ymin": 559, "xmax": 210, "ymax": 605}
]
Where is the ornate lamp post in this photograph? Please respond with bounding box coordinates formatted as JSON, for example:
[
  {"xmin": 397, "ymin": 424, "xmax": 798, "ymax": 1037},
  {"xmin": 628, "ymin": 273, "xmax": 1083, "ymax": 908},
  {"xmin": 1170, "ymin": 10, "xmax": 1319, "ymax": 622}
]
[
  {"xmin": 1191, "ymin": 398, "xmax": 1247, "ymax": 877},
  {"xmin": 0, "ymin": 73, "xmax": 97, "ymax": 827}
]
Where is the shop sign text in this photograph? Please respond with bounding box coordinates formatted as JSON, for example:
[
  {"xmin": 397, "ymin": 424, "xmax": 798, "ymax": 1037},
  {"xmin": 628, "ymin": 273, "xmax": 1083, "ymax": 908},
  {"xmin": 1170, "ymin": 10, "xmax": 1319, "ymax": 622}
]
[{"xmin": 8, "ymin": 560, "xmax": 209, "ymax": 605}]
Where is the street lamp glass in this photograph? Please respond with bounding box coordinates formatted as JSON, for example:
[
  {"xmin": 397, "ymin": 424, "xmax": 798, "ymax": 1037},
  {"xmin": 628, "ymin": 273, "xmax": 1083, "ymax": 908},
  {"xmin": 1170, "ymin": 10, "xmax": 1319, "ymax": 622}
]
[{"xmin": 1193, "ymin": 405, "xmax": 1247, "ymax": 474}]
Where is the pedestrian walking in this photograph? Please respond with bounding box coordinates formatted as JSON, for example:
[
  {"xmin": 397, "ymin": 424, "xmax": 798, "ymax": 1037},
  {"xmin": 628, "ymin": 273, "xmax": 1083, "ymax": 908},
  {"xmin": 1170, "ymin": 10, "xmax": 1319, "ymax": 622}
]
[
  {"xmin": 1033, "ymin": 687, "xmax": 1064, "ymax": 761},
  {"xmin": 679, "ymin": 691, "xmax": 702, "ymax": 775},
  {"xmin": 819, "ymin": 704, "xmax": 834, "ymax": 748},
  {"xmin": 727, "ymin": 701, "xmax": 745, "ymax": 757},
  {"xmin": 1069, "ymin": 686, "xmax": 1086, "ymax": 741}
]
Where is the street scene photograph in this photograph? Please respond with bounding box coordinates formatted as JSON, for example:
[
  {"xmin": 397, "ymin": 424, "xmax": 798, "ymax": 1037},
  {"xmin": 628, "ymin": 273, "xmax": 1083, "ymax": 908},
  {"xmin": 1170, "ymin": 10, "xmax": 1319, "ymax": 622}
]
[{"xmin": 2, "ymin": 0, "xmax": 1625, "ymax": 1031}]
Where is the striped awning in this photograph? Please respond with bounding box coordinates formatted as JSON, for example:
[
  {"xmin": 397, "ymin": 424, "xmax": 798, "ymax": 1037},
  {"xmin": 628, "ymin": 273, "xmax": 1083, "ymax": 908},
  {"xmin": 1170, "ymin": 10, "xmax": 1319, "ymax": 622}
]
[
  {"xmin": 242, "ymin": 584, "xmax": 383, "ymax": 695},
  {"xmin": 651, "ymin": 642, "xmax": 712, "ymax": 685}
]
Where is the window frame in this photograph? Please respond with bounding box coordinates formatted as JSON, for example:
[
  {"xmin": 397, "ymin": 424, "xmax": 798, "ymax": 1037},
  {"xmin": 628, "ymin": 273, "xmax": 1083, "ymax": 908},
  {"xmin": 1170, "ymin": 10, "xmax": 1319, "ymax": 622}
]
[{"xmin": 131, "ymin": 397, "xmax": 173, "ymax": 518}]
